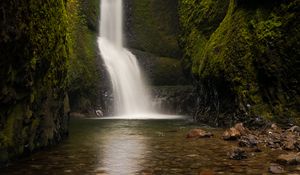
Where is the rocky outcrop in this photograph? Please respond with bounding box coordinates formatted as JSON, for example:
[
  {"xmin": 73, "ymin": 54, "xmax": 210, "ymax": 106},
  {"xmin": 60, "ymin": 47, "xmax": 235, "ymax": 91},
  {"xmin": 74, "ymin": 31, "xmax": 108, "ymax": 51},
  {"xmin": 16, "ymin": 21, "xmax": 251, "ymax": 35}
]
[
  {"xmin": 123, "ymin": 0, "xmax": 191, "ymax": 88},
  {"xmin": 179, "ymin": 0, "xmax": 300, "ymax": 126},
  {"xmin": 132, "ymin": 49, "xmax": 189, "ymax": 86},
  {"xmin": 0, "ymin": 0, "xmax": 70, "ymax": 165},
  {"xmin": 151, "ymin": 86, "xmax": 196, "ymax": 115},
  {"xmin": 222, "ymin": 123, "xmax": 300, "ymax": 152}
]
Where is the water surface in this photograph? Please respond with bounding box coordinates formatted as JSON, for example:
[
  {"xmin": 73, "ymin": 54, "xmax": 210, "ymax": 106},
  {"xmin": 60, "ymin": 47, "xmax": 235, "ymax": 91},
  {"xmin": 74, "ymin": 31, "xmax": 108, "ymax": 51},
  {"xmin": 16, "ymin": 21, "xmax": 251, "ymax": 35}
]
[{"xmin": 1, "ymin": 118, "xmax": 298, "ymax": 175}]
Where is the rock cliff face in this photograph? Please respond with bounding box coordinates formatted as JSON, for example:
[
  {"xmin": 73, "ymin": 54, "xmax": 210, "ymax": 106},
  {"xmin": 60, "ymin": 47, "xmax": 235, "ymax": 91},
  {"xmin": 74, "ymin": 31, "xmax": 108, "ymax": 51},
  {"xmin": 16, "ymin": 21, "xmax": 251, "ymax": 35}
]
[
  {"xmin": 67, "ymin": 0, "xmax": 104, "ymax": 115},
  {"xmin": 0, "ymin": 0, "xmax": 70, "ymax": 164},
  {"xmin": 123, "ymin": 0, "xmax": 189, "ymax": 86},
  {"xmin": 179, "ymin": 0, "xmax": 300, "ymax": 126},
  {"xmin": 124, "ymin": 0, "xmax": 181, "ymax": 58}
]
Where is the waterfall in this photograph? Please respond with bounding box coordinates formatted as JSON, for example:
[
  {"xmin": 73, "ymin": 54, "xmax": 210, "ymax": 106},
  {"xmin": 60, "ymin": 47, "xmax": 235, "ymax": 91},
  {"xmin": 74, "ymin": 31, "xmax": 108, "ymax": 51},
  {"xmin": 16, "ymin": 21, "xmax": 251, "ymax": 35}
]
[{"xmin": 97, "ymin": 0, "xmax": 152, "ymax": 115}]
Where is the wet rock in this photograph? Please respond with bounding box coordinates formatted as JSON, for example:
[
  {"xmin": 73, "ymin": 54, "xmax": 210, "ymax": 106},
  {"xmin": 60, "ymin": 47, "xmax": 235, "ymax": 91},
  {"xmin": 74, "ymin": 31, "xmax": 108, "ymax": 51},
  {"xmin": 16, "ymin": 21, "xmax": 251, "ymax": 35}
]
[
  {"xmin": 234, "ymin": 123, "xmax": 249, "ymax": 135},
  {"xmin": 268, "ymin": 163, "xmax": 285, "ymax": 174},
  {"xmin": 287, "ymin": 126, "xmax": 300, "ymax": 133},
  {"xmin": 186, "ymin": 129, "xmax": 213, "ymax": 139},
  {"xmin": 223, "ymin": 123, "xmax": 249, "ymax": 140},
  {"xmin": 270, "ymin": 123, "xmax": 283, "ymax": 133},
  {"xmin": 238, "ymin": 134, "xmax": 258, "ymax": 148},
  {"xmin": 228, "ymin": 147, "xmax": 248, "ymax": 160},
  {"xmin": 223, "ymin": 128, "xmax": 241, "ymax": 140},
  {"xmin": 222, "ymin": 122, "xmax": 300, "ymax": 152},
  {"xmin": 277, "ymin": 153, "xmax": 300, "ymax": 165},
  {"xmin": 95, "ymin": 110, "xmax": 103, "ymax": 117},
  {"xmin": 282, "ymin": 138, "xmax": 297, "ymax": 150}
]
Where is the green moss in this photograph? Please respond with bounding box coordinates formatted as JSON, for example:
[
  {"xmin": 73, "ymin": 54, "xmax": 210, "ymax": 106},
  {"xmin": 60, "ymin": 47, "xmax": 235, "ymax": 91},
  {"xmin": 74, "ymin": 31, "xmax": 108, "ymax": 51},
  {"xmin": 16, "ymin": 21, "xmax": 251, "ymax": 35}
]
[
  {"xmin": 3, "ymin": 104, "xmax": 23, "ymax": 147},
  {"xmin": 151, "ymin": 57, "xmax": 188, "ymax": 86},
  {"xmin": 0, "ymin": 0, "xmax": 70, "ymax": 163},
  {"xmin": 128, "ymin": 0, "xmax": 180, "ymax": 57},
  {"xmin": 66, "ymin": 0, "xmax": 101, "ymax": 112},
  {"xmin": 179, "ymin": 0, "xmax": 229, "ymax": 76},
  {"xmin": 179, "ymin": 0, "xmax": 300, "ymax": 125},
  {"xmin": 0, "ymin": 150, "xmax": 8, "ymax": 163}
]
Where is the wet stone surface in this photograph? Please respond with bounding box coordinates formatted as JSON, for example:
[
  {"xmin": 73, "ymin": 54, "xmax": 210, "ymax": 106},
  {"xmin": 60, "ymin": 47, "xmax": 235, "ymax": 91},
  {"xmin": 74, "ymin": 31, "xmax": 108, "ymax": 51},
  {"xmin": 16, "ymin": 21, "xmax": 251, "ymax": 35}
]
[{"xmin": 1, "ymin": 119, "xmax": 300, "ymax": 175}]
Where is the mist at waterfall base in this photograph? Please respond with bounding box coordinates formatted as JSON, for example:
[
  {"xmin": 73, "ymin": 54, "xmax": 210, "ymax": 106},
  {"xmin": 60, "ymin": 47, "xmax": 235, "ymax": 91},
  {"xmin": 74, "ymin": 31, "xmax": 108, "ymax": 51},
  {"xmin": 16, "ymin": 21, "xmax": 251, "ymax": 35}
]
[{"xmin": 97, "ymin": 0, "xmax": 184, "ymax": 119}]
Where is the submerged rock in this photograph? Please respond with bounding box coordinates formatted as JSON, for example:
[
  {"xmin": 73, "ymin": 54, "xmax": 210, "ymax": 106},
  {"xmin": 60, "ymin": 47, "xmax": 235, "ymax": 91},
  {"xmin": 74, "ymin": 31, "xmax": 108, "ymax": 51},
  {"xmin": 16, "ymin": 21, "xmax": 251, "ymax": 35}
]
[
  {"xmin": 228, "ymin": 147, "xmax": 248, "ymax": 160},
  {"xmin": 186, "ymin": 129, "xmax": 213, "ymax": 139},
  {"xmin": 199, "ymin": 169, "xmax": 215, "ymax": 175},
  {"xmin": 268, "ymin": 163, "xmax": 285, "ymax": 174},
  {"xmin": 238, "ymin": 135, "xmax": 258, "ymax": 148},
  {"xmin": 277, "ymin": 153, "xmax": 300, "ymax": 165}
]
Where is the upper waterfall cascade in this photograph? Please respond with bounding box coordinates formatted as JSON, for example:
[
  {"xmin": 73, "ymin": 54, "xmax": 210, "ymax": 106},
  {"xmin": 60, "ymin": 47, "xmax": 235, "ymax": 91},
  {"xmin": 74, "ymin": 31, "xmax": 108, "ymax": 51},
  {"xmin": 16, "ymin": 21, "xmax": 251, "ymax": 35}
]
[{"xmin": 97, "ymin": 0, "xmax": 152, "ymax": 115}]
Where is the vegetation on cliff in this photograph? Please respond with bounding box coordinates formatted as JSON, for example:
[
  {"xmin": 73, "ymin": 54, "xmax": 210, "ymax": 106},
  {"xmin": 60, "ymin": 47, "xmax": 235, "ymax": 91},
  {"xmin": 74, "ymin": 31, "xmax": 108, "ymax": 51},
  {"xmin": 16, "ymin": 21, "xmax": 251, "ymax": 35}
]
[
  {"xmin": 125, "ymin": 0, "xmax": 180, "ymax": 58},
  {"xmin": 67, "ymin": 0, "xmax": 101, "ymax": 113},
  {"xmin": 124, "ymin": 0, "xmax": 191, "ymax": 86},
  {"xmin": 0, "ymin": 0, "xmax": 70, "ymax": 163},
  {"xmin": 0, "ymin": 0, "xmax": 101, "ymax": 164},
  {"xmin": 179, "ymin": 0, "xmax": 300, "ymax": 125}
]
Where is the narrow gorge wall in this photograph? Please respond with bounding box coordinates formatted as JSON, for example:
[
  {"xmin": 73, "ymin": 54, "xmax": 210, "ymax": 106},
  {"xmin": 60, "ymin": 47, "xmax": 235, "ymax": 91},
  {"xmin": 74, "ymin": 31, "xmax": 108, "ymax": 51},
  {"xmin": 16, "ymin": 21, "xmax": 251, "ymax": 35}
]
[
  {"xmin": 0, "ymin": 0, "xmax": 107, "ymax": 163},
  {"xmin": 179, "ymin": 0, "xmax": 300, "ymax": 126},
  {"xmin": 0, "ymin": 0, "xmax": 70, "ymax": 164},
  {"xmin": 67, "ymin": 0, "xmax": 104, "ymax": 115}
]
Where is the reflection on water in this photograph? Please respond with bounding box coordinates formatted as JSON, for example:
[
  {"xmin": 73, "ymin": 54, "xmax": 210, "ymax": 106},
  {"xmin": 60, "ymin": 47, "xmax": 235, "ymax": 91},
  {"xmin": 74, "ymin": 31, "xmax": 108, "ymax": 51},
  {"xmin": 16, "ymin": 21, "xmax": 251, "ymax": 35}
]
[
  {"xmin": 100, "ymin": 127, "xmax": 147, "ymax": 175},
  {"xmin": 1, "ymin": 118, "xmax": 299, "ymax": 175}
]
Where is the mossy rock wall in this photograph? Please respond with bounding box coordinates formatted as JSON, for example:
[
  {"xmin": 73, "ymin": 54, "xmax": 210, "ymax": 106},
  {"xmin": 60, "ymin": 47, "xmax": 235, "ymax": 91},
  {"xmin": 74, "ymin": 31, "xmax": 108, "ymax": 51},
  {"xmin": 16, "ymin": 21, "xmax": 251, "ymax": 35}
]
[
  {"xmin": 132, "ymin": 50, "xmax": 189, "ymax": 86},
  {"xmin": 179, "ymin": 0, "xmax": 300, "ymax": 125},
  {"xmin": 67, "ymin": 0, "xmax": 104, "ymax": 114},
  {"xmin": 0, "ymin": 0, "xmax": 70, "ymax": 164},
  {"xmin": 124, "ymin": 0, "xmax": 181, "ymax": 58},
  {"xmin": 122, "ymin": 0, "xmax": 190, "ymax": 86}
]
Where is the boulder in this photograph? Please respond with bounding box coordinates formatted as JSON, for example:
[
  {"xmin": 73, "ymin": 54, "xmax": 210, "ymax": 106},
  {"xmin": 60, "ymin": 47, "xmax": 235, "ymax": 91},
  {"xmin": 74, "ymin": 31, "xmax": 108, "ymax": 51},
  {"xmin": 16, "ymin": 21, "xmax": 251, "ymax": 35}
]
[
  {"xmin": 234, "ymin": 123, "xmax": 249, "ymax": 135},
  {"xmin": 186, "ymin": 129, "xmax": 213, "ymax": 139},
  {"xmin": 223, "ymin": 128, "xmax": 241, "ymax": 140},
  {"xmin": 223, "ymin": 123, "xmax": 250, "ymax": 140}
]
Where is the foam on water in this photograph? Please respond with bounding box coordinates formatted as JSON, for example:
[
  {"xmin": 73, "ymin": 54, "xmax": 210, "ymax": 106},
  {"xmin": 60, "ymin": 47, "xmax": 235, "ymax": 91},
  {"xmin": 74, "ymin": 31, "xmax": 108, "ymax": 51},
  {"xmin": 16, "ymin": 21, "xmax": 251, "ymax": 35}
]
[{"xmin": 95, "ymin": 114, "xmax": 186, "ymax": 120}]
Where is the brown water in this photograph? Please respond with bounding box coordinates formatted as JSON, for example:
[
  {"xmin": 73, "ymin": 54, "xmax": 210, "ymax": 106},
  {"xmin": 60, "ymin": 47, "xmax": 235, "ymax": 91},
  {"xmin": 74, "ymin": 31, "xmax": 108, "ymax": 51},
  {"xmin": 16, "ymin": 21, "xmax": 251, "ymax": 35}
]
[{"xmin": 0, "ymin": 118, "xmax": 298, "ymax": 175}]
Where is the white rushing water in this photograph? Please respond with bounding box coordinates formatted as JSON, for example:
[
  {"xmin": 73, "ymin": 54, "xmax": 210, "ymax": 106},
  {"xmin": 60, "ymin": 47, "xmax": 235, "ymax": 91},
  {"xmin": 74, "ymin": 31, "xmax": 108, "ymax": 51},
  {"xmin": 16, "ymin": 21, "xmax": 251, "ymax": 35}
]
[{"xmin": 98, "ymin": 0, "xmax": 152, "ymax": 115}]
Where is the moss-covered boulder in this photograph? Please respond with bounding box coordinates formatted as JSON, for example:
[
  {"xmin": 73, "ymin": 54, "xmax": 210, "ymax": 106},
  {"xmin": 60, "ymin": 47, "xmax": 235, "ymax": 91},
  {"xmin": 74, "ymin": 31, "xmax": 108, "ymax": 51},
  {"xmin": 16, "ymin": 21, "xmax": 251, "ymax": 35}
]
[
  {"xmin": 0, "ymin": 0, "xmax": 70, "ymax": 165},
  {"xmin": 179, "ymin": 0, "xmax": 300, "ymax": 126}
]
